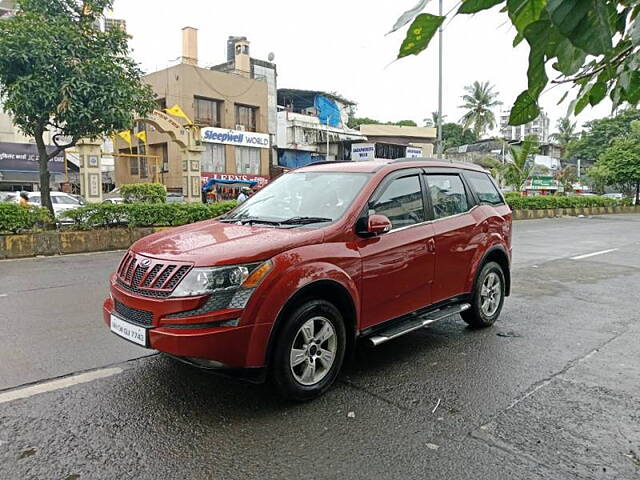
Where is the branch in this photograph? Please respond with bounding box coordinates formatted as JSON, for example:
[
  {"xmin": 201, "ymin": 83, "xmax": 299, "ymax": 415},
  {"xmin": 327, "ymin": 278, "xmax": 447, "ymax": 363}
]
[
  {"xmin": 551, "ymin": 46, "xmax": 635, "ymax": 85},
  {"xmin": 47, "ymin": 135, "xmax": 79, "ymax": 159}
]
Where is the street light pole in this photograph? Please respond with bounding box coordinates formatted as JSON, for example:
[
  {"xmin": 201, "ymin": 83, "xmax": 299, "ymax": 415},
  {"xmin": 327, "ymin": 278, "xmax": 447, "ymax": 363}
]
[{"xmin": 436, "ymin": 0, "xmax": 443, "ymax": 159}]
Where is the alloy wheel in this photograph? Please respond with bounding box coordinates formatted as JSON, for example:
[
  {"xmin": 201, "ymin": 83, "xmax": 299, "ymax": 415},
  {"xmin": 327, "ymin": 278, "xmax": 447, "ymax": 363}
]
[
  {"xmin": 480, "ymin": 272, "xmax": 502, "ymax": 317},
  {"xmin": 289, "ymin": 316, "xmax": 337, "ymax": 386}
]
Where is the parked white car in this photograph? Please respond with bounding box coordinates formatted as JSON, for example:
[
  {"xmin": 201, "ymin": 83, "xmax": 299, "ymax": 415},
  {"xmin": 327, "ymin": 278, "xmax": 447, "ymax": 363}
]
[{"xmin": 8, "ymin": 192, "xmax": 83, "ymax": 220}]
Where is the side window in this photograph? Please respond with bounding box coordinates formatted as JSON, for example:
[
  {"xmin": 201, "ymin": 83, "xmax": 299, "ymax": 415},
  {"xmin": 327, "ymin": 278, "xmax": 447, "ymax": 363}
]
[
  {"xmin": 370, "ymin": 175, "xmax": 425, "ymax": 230},
  {"xmin": 465, "ymin": 171, "xmax": 504, "ymax": 205},
  {"xmin": 426, "ymin": 174, "xmax": 470, "ymax": 219}
]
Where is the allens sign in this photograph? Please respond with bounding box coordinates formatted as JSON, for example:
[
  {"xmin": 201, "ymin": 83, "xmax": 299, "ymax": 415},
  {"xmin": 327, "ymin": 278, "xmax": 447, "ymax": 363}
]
[
  {"xmin": 201, "ymin": 127, "xmax": 270, "ymax": 149},
  {"xmin": 0, "ymin": 142, "xmax": 65, "ymax": 173}
]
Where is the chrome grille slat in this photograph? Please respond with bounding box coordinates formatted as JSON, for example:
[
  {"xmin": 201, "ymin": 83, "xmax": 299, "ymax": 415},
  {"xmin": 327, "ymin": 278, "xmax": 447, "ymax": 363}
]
[{"xmin": 115, "ymin": 252, "xmax": 192, "ymax": 298}]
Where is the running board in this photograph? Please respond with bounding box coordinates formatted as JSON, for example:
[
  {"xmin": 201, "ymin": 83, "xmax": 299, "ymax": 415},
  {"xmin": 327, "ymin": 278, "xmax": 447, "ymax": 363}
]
[{"xmin": 368, "ymin": 303, "xmax": 471, "ymax": 347}]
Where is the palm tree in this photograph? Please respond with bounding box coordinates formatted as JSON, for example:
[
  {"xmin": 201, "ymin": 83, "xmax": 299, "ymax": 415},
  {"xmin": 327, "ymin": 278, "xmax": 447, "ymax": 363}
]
[
  {"xmin": 504, "ymin": 135, "xmax": 539, "ymax": 193},
  {"xmin": 459, "ymin": 81, "xmax": 502, "ymax": 138},
  {"xmin": 550, "ymin": 117, "xmax": 576, "ymax": 147},
  {"xmin": 424, "ymin": 111, "xmax": 446, "ymax": 127}
]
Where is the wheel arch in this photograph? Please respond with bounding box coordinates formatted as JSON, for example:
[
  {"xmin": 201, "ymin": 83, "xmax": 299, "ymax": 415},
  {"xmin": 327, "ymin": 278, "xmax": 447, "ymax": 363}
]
[
  {"xmin": 264, "ymin": 279, "xmax": 358, "ymax": 371},
  {"xmin": 474, "ymin": 245, "xmax": 511, "ymax": 296}
]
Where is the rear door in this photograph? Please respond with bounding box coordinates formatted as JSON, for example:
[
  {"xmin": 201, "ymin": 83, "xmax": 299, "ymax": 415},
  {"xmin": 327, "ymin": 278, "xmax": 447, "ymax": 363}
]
[
  {"xmin": 357, "ymin": 170, "xmax": 436, "ymax": 329},
  {"xmin": 424, "ymin": 171, "xmax": 479, "ymax": 303}
]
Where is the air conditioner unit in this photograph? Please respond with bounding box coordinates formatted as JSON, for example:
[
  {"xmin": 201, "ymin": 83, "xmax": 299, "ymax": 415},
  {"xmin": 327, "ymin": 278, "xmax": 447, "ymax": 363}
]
[{"xmin": 235, "ymin": 124, "xmax": 246, "ymax": 131}]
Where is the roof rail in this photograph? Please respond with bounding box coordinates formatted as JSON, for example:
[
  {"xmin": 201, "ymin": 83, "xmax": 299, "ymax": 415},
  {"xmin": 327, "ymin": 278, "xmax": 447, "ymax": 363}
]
[
  {"xmin": 295, "ymin": 160, "xmax": 352, "ymax": 168},
  {"xmin": 388, "ymin": 157, "xmax": 453, "ymax": 164}
]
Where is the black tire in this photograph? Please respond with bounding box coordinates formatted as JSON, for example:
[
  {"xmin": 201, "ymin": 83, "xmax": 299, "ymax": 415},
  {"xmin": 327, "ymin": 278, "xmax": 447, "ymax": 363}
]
[
  {"xmin": 271, "ymin": 299, "xmax": 346, "ymax": 401},
  {"xmin": 461, "ymin": 261, "xmax": 506, "ymax": 328}
]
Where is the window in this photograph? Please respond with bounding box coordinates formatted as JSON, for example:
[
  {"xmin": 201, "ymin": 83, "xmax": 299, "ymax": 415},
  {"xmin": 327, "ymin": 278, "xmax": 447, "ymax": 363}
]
[
  {"xmin": 195, "ymin": 97, "xmax": 222, "ymax": 127},
  {"xmin": 52, "ymin": 195, "xmax": 80, "ymax": 205},
  {"xmin": 202, "ymin": 143, "xmax": 226, "ymax": 173},
  {"xmin": 235, "ymin": 104, "xmax": 257, "ymax": 131},
  {"xmin": 130, "ymin": 157, "xmax": 139, "ymax": 175},
  {"xmin": 235, "ymin": 146, "xmax": 260, "ymax": 174},
  {"xmin": 370, "ymin": 175, "xmax": 425, "ymax": 230},
  {"xmin": 465, "ymin": 171, "xmax": 504, "ymax": 205},
  {"xmin": 155, "ymin": 98, "xmax": 167, "ymax": 110},
  {"xmin": 426, "ymin": 175, "xmax": 470, "ymax": 219}
]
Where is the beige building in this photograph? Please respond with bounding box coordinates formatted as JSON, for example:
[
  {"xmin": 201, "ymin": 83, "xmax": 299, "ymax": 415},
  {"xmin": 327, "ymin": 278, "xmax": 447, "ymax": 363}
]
[
  {"xmin": 355, "ymin": 124, "xmax": 436, "ymax": 160},
  {"xmin": 115, "ymin": 28, "xmax": 272, "ymax": 197}
]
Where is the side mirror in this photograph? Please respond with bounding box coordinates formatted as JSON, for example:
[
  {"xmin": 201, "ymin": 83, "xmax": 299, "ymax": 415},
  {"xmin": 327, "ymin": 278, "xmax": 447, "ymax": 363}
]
[{"xmin": 367, "ymin": 214, "xmax": 392, "ymax": 235}]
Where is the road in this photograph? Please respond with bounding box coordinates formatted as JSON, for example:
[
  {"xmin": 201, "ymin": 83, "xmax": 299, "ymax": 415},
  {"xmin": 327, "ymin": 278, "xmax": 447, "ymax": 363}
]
[{"xmin": 1, "ymin": 214, "xmax": 639, "ymax": 479}]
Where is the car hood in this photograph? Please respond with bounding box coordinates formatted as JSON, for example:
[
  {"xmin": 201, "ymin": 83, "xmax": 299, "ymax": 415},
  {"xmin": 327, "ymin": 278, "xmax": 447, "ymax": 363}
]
[{"xmin": 131, "ymin": 220, "xmax": 325, "ymax": 266}]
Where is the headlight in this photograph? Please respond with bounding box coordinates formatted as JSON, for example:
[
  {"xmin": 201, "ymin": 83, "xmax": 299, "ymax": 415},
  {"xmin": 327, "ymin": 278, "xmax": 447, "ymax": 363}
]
[{"xmin": 170, "ymin": 260, "xmax": 273, "ymax": 305}]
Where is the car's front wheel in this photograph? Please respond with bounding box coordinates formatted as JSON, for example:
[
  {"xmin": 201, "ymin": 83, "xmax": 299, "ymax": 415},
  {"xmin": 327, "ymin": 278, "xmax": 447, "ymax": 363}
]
[
  {"xmin": 271, "ymin": 300, "xmax": 346, "ymax": 401},
  {"xmin": 461, "ymin": 261, "xmax": 506, "ymax": 328}
]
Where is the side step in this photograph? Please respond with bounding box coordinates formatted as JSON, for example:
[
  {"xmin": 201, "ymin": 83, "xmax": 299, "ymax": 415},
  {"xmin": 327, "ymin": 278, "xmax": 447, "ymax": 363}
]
[{"xmin": 368, "ymin": 303, "xmax": 471, "ymax": 347}]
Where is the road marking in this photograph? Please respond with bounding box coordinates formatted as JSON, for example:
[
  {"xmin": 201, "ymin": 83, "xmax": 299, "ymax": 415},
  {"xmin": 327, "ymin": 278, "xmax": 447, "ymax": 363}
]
[
  {"xmin": 0, "ymin": 294, "xmax": 7, "ymax": 298},
  {"xmin": 570, "ymin": 248, "xmax": 619, "ymax": 260},
  {"xmin": 0, "ymin": 367, "xmax": 122, "ymax": 405}
]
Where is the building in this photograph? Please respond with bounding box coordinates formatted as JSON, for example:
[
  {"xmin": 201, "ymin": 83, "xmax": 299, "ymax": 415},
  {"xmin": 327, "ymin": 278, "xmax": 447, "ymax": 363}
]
[
  {"xmin": 355, "ymin": 124, "xmax": 436, "ymax": 160},
  {"xmin": 0, "ymin": 0, "xmax": 15, "ymax": 17},
  {"xmin": 276, "ymin": 89, "xmax": 367, "ymax": 167},
  {"xmin": 500, "ymin": 109, "xmax": 550, "ymax": 142},
  {"xmin": 114, "ymin": 28, "xmax": 272, "ymax": 197}
]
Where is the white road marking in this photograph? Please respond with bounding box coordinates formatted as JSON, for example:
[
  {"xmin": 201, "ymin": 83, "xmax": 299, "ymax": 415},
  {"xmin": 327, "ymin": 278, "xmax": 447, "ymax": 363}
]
[
  {"xmin": 0, "ymin": 367, "xmax": 122, "ymax": 405},
  {"xmin": 0, "ymin": 294, "xmax": 7, "ymax": 298},
  {"xmin": 570, "ymin": 248, "xmax": 619, "ymax": 260}
]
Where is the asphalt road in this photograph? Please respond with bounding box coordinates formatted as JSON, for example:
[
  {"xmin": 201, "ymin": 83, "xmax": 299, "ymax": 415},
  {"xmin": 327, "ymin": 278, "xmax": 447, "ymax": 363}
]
[{"xmin": 1, "ymin": 214, "xmax": 639, "ymax": 479}]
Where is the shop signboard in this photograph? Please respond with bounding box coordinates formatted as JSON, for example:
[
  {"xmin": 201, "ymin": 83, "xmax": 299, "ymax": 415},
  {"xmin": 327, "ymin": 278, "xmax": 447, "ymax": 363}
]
[
  {"xmin": 0, "ymin": 142, "xmax": 65, "ymax": 173},
  {"xmin": 406, "ymin": 147, "xmax": 423, "ymax": 158},
  {"xmin": 201, "ymin": 172, "xmax": 270, "ymax": 187},
  {"xmin": 351, "ymin": 143, "xmax": 375, "ymax": 161},
  {"xmin": 201, "ymin": 127, "xmax": 270, "ymax": 149}
]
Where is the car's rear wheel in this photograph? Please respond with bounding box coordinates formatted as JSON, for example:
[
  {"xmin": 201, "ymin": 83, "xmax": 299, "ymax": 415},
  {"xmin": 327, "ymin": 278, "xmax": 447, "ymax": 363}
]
[
  {"xmin": 271, "ymin": 300, "xmax": 346, "ymax": 401},
  {"xmin": 461, "ymin": 261, "xmax": 505, "ymax": 328}
]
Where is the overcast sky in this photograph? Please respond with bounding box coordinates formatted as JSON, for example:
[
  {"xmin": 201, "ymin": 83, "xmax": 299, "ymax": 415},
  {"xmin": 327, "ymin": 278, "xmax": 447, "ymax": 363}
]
[{"xmin": 113, "ymin": 0, "xmax": 613, "ymax": 134}]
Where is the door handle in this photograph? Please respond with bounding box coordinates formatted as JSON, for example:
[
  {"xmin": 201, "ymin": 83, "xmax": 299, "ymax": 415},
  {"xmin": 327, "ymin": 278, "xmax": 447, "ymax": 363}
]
[{"xmin": 427, "ymin": 238, "xmax": 436, "ymax": 253}]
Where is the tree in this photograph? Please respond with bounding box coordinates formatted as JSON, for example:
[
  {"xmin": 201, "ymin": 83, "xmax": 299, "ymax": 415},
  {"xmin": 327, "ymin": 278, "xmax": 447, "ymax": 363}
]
[
  {"xmin": 550, "ymin": 117, "xmax": 576, "ymax": 148},
  {"xmin": 565, "ymin": 108, "xmax": 640, "ymax": 163},
  {"xmin": 424, "ymin": 111, "xmax": 446, "ymax": 128},
  {"xmin": 347, "ymin": 117, "xmax": 417, "ymax": 129},
  {"xmin": 554, "ymin": 165, "xmax": 578, "ymax": 193},
  {"xmin": 0, "ymin": 0, "xmax": 155, "ymax": 215},
  {"xmin": 459, "ymin": 81, "xmax": 501, "ymax": 138},
  {"xmin": 597, "ymin": 121, "xmax": 640, "ymax": 202},
  {"xmin": 585, "ymin": 164, "xmax": 611, "ymax": 195},
  {"xmin": 391, "ymin": 1, "xmax": 640, "ymax": 125},
  {"xmin": 441, "ymin": 122, "xmax": 477, "ymax": 151},
  {"xmin": 394, "ymin": 119, "xmax": 418, "ymax": 127},
  {"xmin": 504, "ymin": 135, "xmax": 539, "ymax": 193}
]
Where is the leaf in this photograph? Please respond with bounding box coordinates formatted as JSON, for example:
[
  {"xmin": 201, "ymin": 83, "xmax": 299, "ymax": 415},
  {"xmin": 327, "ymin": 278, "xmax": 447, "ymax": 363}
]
[
  {"xmin": 625, "ymin": 72, "xmax": 640, "ymax": 104},
  {"xmin": 389, "ymin": 0, "xmax": 431, "ymax": 34},
  {"xmin": 555, "ymin": 39, "xmax": 587, "ymax": 76},
  {"xmin": 524, "ymin": 20, "xmax": 550, "ymax": 98},
  {"xmin": 589, "ymin": 82, "xmax": 607, "ymax": 106},
  {"xmin": 513, "ymin": 31, "xmax": 524, "ymax": 47},
  {"xmin": 458, "ymin": 0, "xmax": 504, "ymax": 14},
  {"xmin": 632, "ymin": 18, "xmax": 640, "ymax": 46},
  {"xmin": 507, "ymin": 0, "xmax": 548, "ymax": 33},
  {"xmin": 547, "ymin": 0, "xmax": 614, "ymax": 55},
  {"xmin": 509, "ymin": 90, "xmax": 540, "ymax": 125},
  {"xmin": 556, "ymin": 90, "xmax": 568, "ymax": 105},
  {"xmin": 574, "ymin": 93, "xmax": 590, "ymax": 115},
  {"xmin": 397, "ymin": 14, "xmax": 445, "ymax": 59}
]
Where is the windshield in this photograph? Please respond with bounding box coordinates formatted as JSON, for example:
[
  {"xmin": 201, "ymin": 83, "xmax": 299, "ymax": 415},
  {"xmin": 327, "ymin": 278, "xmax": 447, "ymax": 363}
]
[{"xmin": 224, "ymin": 172, "xmax": 371, "ymax": 224}]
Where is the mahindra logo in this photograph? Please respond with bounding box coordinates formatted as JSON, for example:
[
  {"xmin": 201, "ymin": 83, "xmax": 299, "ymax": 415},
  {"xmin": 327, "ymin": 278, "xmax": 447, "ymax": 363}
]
[{"xmin": 140, "ymin": 259, "xmax": 151, "ymax": 268}]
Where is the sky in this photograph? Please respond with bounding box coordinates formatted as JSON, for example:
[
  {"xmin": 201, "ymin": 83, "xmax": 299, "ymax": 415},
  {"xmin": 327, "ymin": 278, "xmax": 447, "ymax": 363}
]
[{"xmin": 112, "ymin": 0, "xmax": 614, "ymax": 134}]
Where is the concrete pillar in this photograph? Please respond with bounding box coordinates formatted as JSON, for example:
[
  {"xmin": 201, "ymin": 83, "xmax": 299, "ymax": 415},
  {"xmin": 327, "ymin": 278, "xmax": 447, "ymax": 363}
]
[
  {"xmin": 77, "ymin": 138, "xmax": 103, "ymax": 203},
  {"xmin": 182, "ymin": 145, "xmax": 204, "ymax": 203}
]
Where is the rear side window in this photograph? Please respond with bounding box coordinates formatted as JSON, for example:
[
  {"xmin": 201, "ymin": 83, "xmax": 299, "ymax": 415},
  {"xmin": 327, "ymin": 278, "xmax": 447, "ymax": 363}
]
[
  {"xmin": 370, "ymin": 175, "xmax": 425, "ymax": 230},
  {"xmin": 425, "ymin": 175, "xmax": 470, "ymax": 219},
  {"xmin": 465, "ymin": 171, "xmax": 504, "ymax": 205}
]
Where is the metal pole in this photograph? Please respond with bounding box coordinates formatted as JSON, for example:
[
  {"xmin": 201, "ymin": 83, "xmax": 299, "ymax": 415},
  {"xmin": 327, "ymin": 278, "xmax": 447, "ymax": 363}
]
[
  {"xmin": 436, "ymin": 0, "xmax": 443, "ymax": 159},
  {"xmin": 326, "ymin": 118, "xmax": 330, "ymax": 161}
]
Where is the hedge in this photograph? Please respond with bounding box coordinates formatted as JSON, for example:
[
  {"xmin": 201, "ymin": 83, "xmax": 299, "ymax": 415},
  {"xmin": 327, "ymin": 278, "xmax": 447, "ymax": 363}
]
[
  {"xmin": 504, "ymin": 194, "xmax": 618, "ymax": 210},
  {"xmin": 120, "ymin": 183, "xmax": 167, "ymax": 203},
  {"xmin": 0, "ymin": 204, "xmax": 53, "ymax": 234},
  {"xmin": 60, "ymin": 201, "xmax": 237, "ymax": 229}
]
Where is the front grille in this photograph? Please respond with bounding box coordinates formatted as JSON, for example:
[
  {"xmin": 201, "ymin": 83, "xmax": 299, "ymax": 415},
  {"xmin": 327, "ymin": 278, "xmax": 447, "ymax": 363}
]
[
  {"xmin": 114, "ymin": 300, "xmax": 153, "ymax": 327},
  {"xmin": 115, "ymin": 251, "xmax": 192, "ymax": 298}
]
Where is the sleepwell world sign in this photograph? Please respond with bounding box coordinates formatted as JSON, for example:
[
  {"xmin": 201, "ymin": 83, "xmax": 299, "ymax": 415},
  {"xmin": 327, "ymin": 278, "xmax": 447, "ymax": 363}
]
[
  {"xmin": 201, "ymin": 127, "xmax": 270, "ymax": 149},
  {"xmin": 0, "ymin": 142, "xmax": 65, "ymax": 173}
]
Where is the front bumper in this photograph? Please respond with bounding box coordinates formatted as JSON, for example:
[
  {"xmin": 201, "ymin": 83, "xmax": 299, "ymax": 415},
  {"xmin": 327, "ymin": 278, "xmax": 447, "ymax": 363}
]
[{"xmin": 104, "ymin": 279, "xmax": 273, "ymax": 368}]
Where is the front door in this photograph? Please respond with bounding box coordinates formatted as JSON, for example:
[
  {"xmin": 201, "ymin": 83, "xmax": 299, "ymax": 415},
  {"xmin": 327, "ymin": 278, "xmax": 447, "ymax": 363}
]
[{"xmin": 357, "ymin": 173, "xmax": 436, "ymax": 329}]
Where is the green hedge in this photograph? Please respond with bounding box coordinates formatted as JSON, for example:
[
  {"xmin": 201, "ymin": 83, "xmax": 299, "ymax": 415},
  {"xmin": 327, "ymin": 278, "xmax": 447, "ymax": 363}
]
[
  {"xmin": 505, "ymin": 194, "xmax": 618, "ymax": 210},
  {"xmin": 119, "ymin": 183, "xmax": 167, "ymax": 203},
  {"xmin": 60, "ymin": 201, "xmax": 237, "ymax": 229},
  {"xmin": 0, "ymin": 204, "xmax": 53, "ymax": 234}
]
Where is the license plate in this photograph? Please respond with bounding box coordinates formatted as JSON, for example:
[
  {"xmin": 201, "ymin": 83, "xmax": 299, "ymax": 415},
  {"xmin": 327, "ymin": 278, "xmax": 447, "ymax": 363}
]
[{"xmin": 110, "ymin": 314, "xmax": 148, "ymax": 347}]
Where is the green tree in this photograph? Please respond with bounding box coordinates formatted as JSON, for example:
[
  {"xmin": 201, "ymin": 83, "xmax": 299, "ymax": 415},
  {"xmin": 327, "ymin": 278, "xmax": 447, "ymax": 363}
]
[
  {"xmin": 0, "ymin": 0, "xmax": 155, "ymax": 215},
  {"xmin": 391, "ymin": 1, "xmax": 640, "ymax": 125},
  {"xmin": 459, "ymin": 81, "xmax": 502, "ymax": 138},
  {"xmin": 393, "ymin": 119, "xmax": 418, "ymax": 127},
  {"xmin": 565, "ymin": 108, "xmax": 640, "ymax": 163},
  {"xmin": 554, "ymin": 165, "xmax": 578, "ymax": 193},
  {"xmin": 424, "ymin": 111, "xmax": 446, "ymax": 127},
  {"xmin": 585, "ymin": 164, "xmax": 611, "ymax": 195},
  {"xmin": 441, "ymin": 122, "xmax": 478, "ymax": 151},
  {"xmin": 504, "ymin": 135, "xmax": 539, "ymax": 193},
  {"xmin": 348, "ymin": 117, "xmax": 418, "ymax": 129},
  {"xmin": 598, "ymin": 121, "xmax": 640, "ymax": 202},
  {"xmin": 550, "ymin": 117, "xmax": 576, "ymax": 148}
]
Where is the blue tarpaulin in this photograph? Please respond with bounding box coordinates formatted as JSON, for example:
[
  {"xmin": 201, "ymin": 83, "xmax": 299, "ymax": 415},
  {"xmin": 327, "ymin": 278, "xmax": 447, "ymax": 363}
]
[
  {"xmin": 278, "ymin": 150, "xmax": 329, "ymax": 169},
  {"xmin": 201, "ymin": 178, "xmax": 257, "ymax": 193},
  {"xmin": 314, "ymin": 95, "xmax": 341, "ymax": 128}
]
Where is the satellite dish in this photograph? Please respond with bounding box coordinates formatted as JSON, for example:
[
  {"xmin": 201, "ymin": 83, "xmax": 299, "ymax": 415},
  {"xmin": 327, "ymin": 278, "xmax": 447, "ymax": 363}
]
[{"xmin": 268, "ymin": 52, "xmax": 275, "ymax": 62}]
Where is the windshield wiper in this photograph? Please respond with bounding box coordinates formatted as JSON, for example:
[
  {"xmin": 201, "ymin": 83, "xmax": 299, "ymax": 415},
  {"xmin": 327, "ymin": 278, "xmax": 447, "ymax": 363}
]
[
  {"xmin": 280, "ymin": 216, "xmax": 333, "ymax": 225},
  {"xmin": 221, "ymin": 217, "xmax": 282, "ymax": 226}
]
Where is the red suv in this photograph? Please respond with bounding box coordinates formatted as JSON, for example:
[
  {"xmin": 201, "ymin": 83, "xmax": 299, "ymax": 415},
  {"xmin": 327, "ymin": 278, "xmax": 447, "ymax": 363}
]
[{"xmin": 104, "ymin": 159, "xmax": 512, "ymax": 400}]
